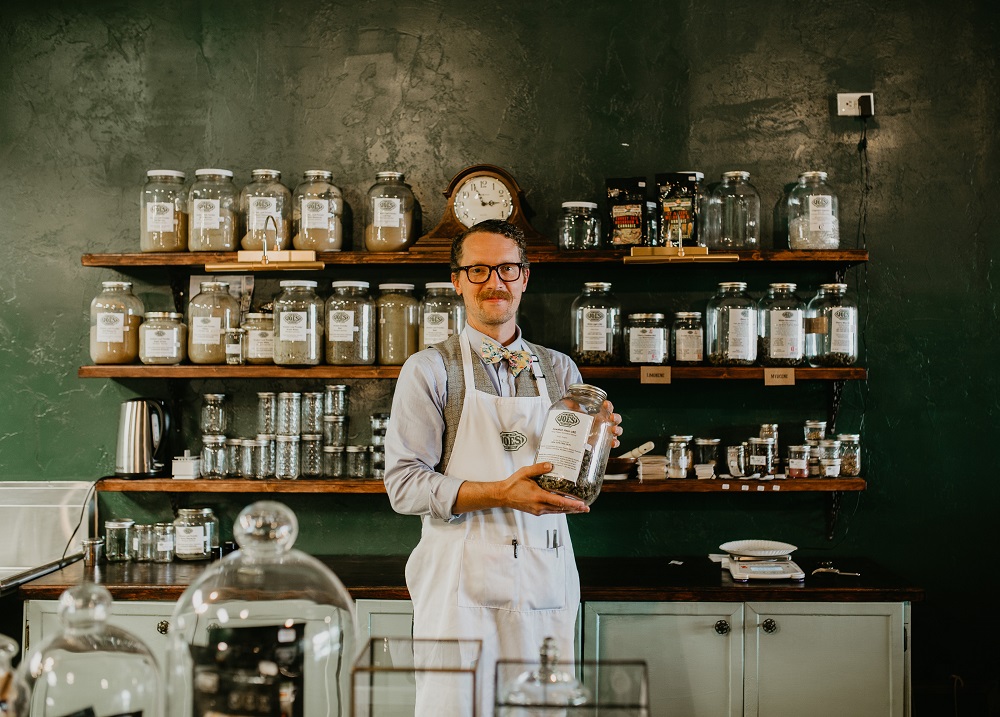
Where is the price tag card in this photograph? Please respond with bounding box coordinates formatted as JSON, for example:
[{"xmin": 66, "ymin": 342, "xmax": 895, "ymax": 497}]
[
  {"xmin": 764, "ymin": 368, "xmax": 795, "ymax": 386},
  {"xmin": 641, "ymin": 366, "xmax": 672, "ymax": 384}
]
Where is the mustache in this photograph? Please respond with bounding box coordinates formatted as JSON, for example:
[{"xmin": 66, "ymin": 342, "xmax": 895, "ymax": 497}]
[{"xmin": 479, "ymin": 289, "xmax": 512, "ymax": 301}]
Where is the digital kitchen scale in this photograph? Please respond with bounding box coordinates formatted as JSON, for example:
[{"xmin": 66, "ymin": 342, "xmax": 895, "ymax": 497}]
[{"xmin": 720, "ymin": 540, "xmax": 805, "ymax": 581}]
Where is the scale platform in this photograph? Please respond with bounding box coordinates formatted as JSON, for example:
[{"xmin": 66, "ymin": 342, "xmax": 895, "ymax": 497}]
[{"xmin": 720, "ymin": 540, "xmax": 805, "ymax": 581}]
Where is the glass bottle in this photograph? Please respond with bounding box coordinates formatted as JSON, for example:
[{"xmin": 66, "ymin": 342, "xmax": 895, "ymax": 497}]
[
  {"xmin": 139, "ymin": 311, "xmax": 187, "ymax": 365},
  {"xmin": 672, "ymin": 311, "xmax": 704, "ymax": 365},
  {"xmin": 188, "ymin": 168, "xmax": 238, "ymax": 251},
  {"xmin": 241, "ymin": 312, "xmax": 274, "ymax": 364},
  {"xmin": 173, "ymin": 507, "xmax": 213, "ymax": 560},
  {"xmin": 706, "ymin": 282, "xmax": 757, "ymax": 365},
  {"xmin": 140, "ymin": 169, "xmax": 188, "ymax": 252},
  {"xmin": 806, "ymin": 283, "xmax": 859, "ymax": 366},
  {"xmin": 558, "ymin": 201, "xmax": 602, "ymax": 250},
  {"xmin": 200, "ymin": 393, "xmax": 227, "ymax": 434},
  {"xmin": 200, "ymin": 434, "xmax": 226, "ymax": 479},
  {"xmin": 292, "ymin": 170, "xmax": 344, "ymax": 251},
  {"xmin": 706, "ymin": 171, "xmax": 760, "ymax": 249},
  {"xmin": 90, "ymin": 281, "xmax": 144, "ymax": 364},
  {"xmin": 570, "ymin": 282, "xmax": 622, "ymax": 365},
  {"xmin": 325, "ymin": 281, "xmax": 376, "ymax": 365},
  {"xmin": 104, "ymin": 519, "xmax": 134, "ymax": 562},
  {"xmin": 239, "ymin": 169, "xmax": 291, "ymax": 250},
  {"xmin": 837, "ymin": 433, "xmax": 862, "ymax": 476},
  {"xmin": 364, "ymin": 171, "xmax": 416, "ymax": 251},
  {"xmin": 759, "ymin": 283, "xmax": 805, "ymax": 366},
  {"xmin": 273, "ymin": 280, "xmax": 324, "ymax": 366},
  {"xmin": 377, "ymin": 283, "xmax": 419, "ymax": 365},
  {"xmin": 788, "ymin": 171, "xmax": 840, "ymax": 250},
  {"xmin": 188, "ymin": 281, "xmax": 240, "ymax": 364},
  {"xmin": 625, "ymin": 313, "xmax": 668, "ymax": 365},
  {"xmin": 275, "ymin": 435, "xmax": 301, "ymax": 480},
  {"xmin": 419, "ymin": 282, "xmax": 466, "ymax": 349},
  {"xmin": 534, "ymin": 384, "xmax": 615, "ymax": 506}
]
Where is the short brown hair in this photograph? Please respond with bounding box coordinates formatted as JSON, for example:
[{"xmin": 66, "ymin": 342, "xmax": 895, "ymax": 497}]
[{"xmin": 450, "ymin": 220, "xmax": 529, "ymax": 272}]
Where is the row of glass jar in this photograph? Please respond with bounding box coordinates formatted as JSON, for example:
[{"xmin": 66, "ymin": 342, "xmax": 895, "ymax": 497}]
[
  {"xmin": 141, "ymin": 169, "xmax": 418, "ymax": 253},
  {"xmin": 202, "ymin": 389, "xmax": 349, "ymax": 438},
  {"xmin": 201, "ymin": 434, "xmax": 376, "ymax": 480},
  {"xmin": 570, "ymin": 281, "xmax": 858, "ymax": 367},
  {"xmin": 90, "ymin": 279, "xmax": 466, "ymax": 366},
  {"xmin": 103, "ymin": 508, "xmax": 218, "ymax": 563}
]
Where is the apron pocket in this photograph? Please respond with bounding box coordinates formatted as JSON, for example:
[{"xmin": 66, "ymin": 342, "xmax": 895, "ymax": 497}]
[{"xmin": 457, "ymin": 538, "xmax": 567, "ymax": 612}]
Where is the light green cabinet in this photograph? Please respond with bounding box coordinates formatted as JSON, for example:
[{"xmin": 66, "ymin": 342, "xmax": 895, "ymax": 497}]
[{"xmin": 355, "ymin": 598, "xmax": 414, "ymax": 640}]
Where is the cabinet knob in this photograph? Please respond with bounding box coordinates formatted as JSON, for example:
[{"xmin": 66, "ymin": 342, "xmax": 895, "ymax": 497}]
[
  {"xmin": 762, "ymin": 618, "xmax": 778, "ymax": 634},
  {"xmin": 156, "ymin": 620, "xmax": 170, "ymax": 635},
  {"xmin": 714, "ymin": 620, "xmax": 731, "ymax": 635}
]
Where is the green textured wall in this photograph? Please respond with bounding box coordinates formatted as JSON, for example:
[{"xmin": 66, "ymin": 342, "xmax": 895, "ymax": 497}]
[{"xmin": 2, "ymin": 0, "xmax": 998, "ymax": 706}]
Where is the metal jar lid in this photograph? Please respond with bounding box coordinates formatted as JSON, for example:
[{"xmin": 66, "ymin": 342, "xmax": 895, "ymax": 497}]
[{"xmin": 628, "ymin": 313, "xmax": 666, "ymax": 321}]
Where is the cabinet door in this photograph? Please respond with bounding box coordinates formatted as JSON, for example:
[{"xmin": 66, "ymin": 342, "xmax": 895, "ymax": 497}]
[
  {"xmin": 583, "ymin": 601, "xmax": 743, "ymax": 717},
  {"xmin": 745, "ymin": 601, "xmax": 907, "ymax": 717}
]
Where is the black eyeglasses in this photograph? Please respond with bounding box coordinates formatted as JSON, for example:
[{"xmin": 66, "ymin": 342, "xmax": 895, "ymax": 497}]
[{"xmin": 455, "ymin": 263, "xmax": 525, "ymax": 284}]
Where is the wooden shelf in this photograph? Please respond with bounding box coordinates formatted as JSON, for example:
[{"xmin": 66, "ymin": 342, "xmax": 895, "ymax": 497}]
[{"xmin": 601, "ymin": 478, "xmax": 866, "ymax": 493}]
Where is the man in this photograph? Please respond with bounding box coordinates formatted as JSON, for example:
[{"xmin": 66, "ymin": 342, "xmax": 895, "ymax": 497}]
[{"xmin": 384, "ymin": 219, "xmax": 622, "ymax": 716}]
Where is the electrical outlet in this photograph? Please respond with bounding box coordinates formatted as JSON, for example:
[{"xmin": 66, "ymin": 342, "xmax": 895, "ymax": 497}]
[{"xmin": 837, "ymin": 92, "xmax": 875, "ymax": 117}]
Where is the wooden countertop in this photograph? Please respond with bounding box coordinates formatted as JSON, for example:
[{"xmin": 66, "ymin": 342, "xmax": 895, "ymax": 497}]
[{"xmin": 19, "ymin": 555, "xmax": 923, "ymax": 603}]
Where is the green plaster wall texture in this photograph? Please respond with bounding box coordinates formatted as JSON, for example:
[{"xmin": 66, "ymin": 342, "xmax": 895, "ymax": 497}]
[{"xmin": 2, "ymin": 0, "xmax": 999, "ymax": 696}]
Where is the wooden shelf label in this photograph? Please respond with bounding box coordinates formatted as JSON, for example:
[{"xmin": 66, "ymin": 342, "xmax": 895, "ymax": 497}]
[
  {"xmin": 640, "ymin": 366, "xmax": 671, "ymax": 384},
  {"xmin": 764, "ymin": 368, "xmax": 795, "ymax": 386}
]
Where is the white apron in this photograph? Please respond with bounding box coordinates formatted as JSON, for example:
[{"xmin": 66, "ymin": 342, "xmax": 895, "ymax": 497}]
[{"xmin": 405, "ymin": 333, "xmax": 580, "ymax": 717}]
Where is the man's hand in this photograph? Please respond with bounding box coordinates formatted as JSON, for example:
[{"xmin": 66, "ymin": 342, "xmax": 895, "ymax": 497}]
[
  {"xmin": 605, "ymin": 400, "xmax": 624, "ymax": 449},
  {"xmin": 453, "ymin": 461, "xmax": 589, "ymax": 515}
]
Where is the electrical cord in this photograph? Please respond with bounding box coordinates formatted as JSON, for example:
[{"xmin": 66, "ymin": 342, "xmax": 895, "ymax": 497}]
[{"xmin": 61, "ymin": 479, "xmax": 99, "ymax": 559}]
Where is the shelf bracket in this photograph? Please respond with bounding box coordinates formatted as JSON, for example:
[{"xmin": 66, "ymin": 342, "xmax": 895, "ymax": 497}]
[{"xmin": 825, "ymin": 491, "xmax": 842, "ymax": 540}]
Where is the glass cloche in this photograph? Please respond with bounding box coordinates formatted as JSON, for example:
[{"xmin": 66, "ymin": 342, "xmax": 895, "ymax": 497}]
[
  {"xmin": 165, "ymin": 501, "xmax": 358, "ymax": 717},
  {"xmin": 499, "ymin": 637, "xmax": 590, "ymax": 709},
  {"xmin": 16, "ymin": 584, "xmax": 161, "ymax": 717},
  {"xmin": 1, "ymin": 633, "xmax": 29, "ymax": 717}
]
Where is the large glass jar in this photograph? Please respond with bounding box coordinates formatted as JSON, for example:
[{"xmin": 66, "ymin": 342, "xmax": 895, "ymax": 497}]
[
  {"xmin": 570, "ymin": 282, "xmax": 622, "ymax": 365},
  {"xmin": 806, "ymin": 283, "xmax": 858, "ymax": 366},
  {"xmin": 292, "ymin": 170, "xmax": 344, "ymax": 251},
  {"xmin": 672, "ymin": 311, "xmax": 704, "ymax": 365},
  {"xmin": 377, "ymin": 283, "xmax": 419, "ymax": 365},
  {"xmin": 240, "ymin": 169, "xmax": 291, "ymax": 250},
  {"xmin": 188, "ymin": 168, "xmax": 238, "ymax": 251},
  {"xmin": 188, "ymin": 281, "xmax": 240, "ymax": 364},
  {"xmin": 139, "ymin": 311, "xmax": 187, "ymax": 365},
  {"xmin": 706, "ymin": 282, "xmax": 757, "ymax": 365},
  {"xmin": 90, "ymin": 281, "xmax": 144, "ymax": 364},
  {"xmin": 364, "ymin": 171, "xmax": 416, "ymax": 251},
  {"xmin": 625, "ymin": 313, "xmax": 668, "ymax": 365},
  {"xmin": 758, "ymin": 282, "xmax": 805, "ymax": 366},
  {"xmin": 788, "ymin": 171, "xmax": 840, "ymax": 250},
  {"xmin": 273, "ymin": 280, "xmax": 324, "ymax": 366},
  {"xmin": 705, "ymin": 171, "xmax": 760, "ymax": 249},
  {"xmin": 140, "ymin": 169, "xmax": 188, "ymax": 252},
  {"xmin": 164, "ymin": 501, "xmax": 358, "ymax": 717},
  {"xmin": 558, "ymin": 201, "xmax": 602, "ymax": 250},
  {"xmin": 241, "ymin": 312, "xmax": 274, "ymax": 364},
  {"xmin": 419, "ymin": 282, "xmax": 466, "ymax": 349},
  {"xmin": 325, "ymin": 281, "xmax": 376, "ymax": 365},
  {"xmin": 533, "ymin": 384, "xmax": 614, "ymax": 506}
]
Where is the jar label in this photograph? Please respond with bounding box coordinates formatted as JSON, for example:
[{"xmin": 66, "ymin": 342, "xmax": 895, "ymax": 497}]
[
  {"xmin": 280, "ymin": 311, "xmax": 309, "ymax": 342},
  {"xmin": 248, "ymin": 329, "xmax": 273, "ymax": 358},
  {"xmin": 788, "ymin": 458, "xmax": 807, "ymax": 470},
  {"xmin": 582, "ymin": 309, "xmax": 610, "ymax": 352},
  {"xmin": 144, "ymin": 327, "xmax": 179, "ymax": 357},
  {"xmin": 192, "ymin": 198, "xmax": 221, "ymax": 229},
  {"xmin": 768, "ymin": 309, "xmax": 803, "ymax": 358},
  {"xmin": 146, "ymin": 201, "xmax": 175, "ymax": 232},
  {"xmin": 328, "ymin": 310, "xmax": 356, "ymax": 341},
  {"xmin": 95, "ymin": 312, "xmax": 125, "ymax": 343},
  {"xmin": 535, "ymin": 410, "xmax": 595, "ymax": 479},
  {"xmin": 422, "ymin": 311, "xmax": 450, "ymax": 345},
  {"xmin": 830, "ymin": 309, "xmax": 857, "ymax": 354},
  {"xmin": 302, "ymin": 198, "xmax": 331, "ymax": 229},
  {"xmin": 750, "ymin": 455, "xmax": 767, "ymax": 466},
  {"xmin": 808, "ymin": 195, "xmax": 836, "ymax": 232},
  {"xmin": 675, "ymin": 329, "xmax": 703, "ymax": 362},
  {"xmin": 249, "ymin": 196, "xmax": 282, "ymax": 232},
  {"xmin": 175, "ymin": 525, "xmax": 205, "ymax": 555},
  {"xmin": 156, "ymin": 538, "xmax": 174, "ymax": 551},
  {"xmin": 628, "ymin": 327, "xmax": 666, "ymax": 363},
  {"xmin": 374, "ymin": 197, "xmax": 402, "ymax": 227},
  {"xmin": 726, "ymin": 309, "xmax": 754, "ymax": 360},
  {"xmin": 191, "ymin": 316, "xmax": 222, "ymax": 345}
]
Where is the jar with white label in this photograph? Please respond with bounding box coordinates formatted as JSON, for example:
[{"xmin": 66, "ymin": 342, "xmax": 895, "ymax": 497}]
[
  {"xmin": 558, "ymin": 201, "xmax": 602, "ymax": 250},
  {"xmin": 788, "ymin": 171, "xmax": 840, "ymax": 250},
  {"xmin": 188, "ymin": 281, "xmax": 240, "ymax": 364},
  {"xmin": 240, "ymin": 169, "xmax": 291, "ymax": 250},
  {"xmin": 377, "ymin": 283, "xmax": 419, "ymax": 365},
  {"xmin": 570, "ymin": 282, "xmax": 622, "ymax": 365},
  {"xmin": 132, "ymin": 524, "xmax": 155, "ymax": 562},
  {"xmin": 748, "ymin": 437, "xmax": 775, "ymax": 475},
  {"xmin": 533, "ymin": 383, "xmax": 615, "ymax": 506},
  {"xmin": 152, "ymin": 522, "xmax": 175, "ymax": 562},
  {"xmin": 90, "ymin": 281, "xmax": 145, "ymax": 364},
  {"xmin": 364, "ymin": 171, "xmax": 416, "ymax": 251},
  {"xmin": 292, "ymin": 170, "xmax": 344, "ymax": 251},
  {"xmin": 325, "ymin": 281, "xmax": 376, "ymax": 364},
  {"xmin": 787, "ymin": 445, "xmax": 810, "ymax": 478},
  {"xmin": 173, "ymin": 508, "xmax": 213, "ymax": 561},
  {"xmin": 140, "ymin": 170, "xmax": 188, "ymax": 252},
  {"xmin": 241, "ymin": 313, "xmax": 274, "ymax": 364},
  {"xmin": 139, "ymin": 312, "xmax": 187, "ymax": 365},
  {"xmin": 625, "ymin": 313, "xmax": 668, "ymax": 365},
  {"xmin": 224, "ymin": 327, "xmax": 246, "ymax": 365},
  {"xmin": 671, "ymin": 311, "xmax": 704, "ymax": 365},
  {"xmin": 706, "ymin": 282, "xmax": 757, "ymax": 365},
  {"xmin": 419, "ymin": 282, "xmax": 466, "ymax": 349},
  {"xmin": 759, "ymin": 283, "xmax": 805, "ymax": 366},
  {"xmin": 188, "ymin": 169, "xmax": 238, "ymax": 251},
  {"xmin": 273, "ymin": 280, "xmax": 324, "ymax": 366},
  {"xmin": 806, "ymin": 283, "xmax": 858, "ymax": 366}
]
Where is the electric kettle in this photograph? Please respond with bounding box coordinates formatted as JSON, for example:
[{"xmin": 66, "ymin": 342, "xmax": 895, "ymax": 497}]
[{"xmin": 115, "ymin": 398, "xmax": 170, "ymax": 477}]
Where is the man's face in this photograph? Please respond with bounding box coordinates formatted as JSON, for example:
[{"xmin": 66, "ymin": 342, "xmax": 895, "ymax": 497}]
[{"xmin": 451, "ymin": 232, "xmax": 529, "ymax": 333}]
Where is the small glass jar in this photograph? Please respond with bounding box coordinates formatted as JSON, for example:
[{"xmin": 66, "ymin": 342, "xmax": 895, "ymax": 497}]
[
  {"xmin": 816, "ymin": 439, "xmax": 842, "ymax": 465},
  {"xmin": 274, "ymin": 280, "xmax": 324, "ymax": 366},
  {"xmin": 806, "ymin": 283, "xmax": 859, "ymax": 367},
  {"xmin": 300, "ymin": 434, "xmax": 323, "ymax": 478},
  {"xmin": 666, "ymin": 439, "xmax": 690, "ymax": 479},
  {"xmin": 292, "ymin": 170, "xmax": 344, "ymax": 251},
  {"xmin": 837, "ymin": 433, "xmax": 862, "ymax": 477},
  {"xmin": 804, "ymin": 419, "xmax": 827, "ymax": 441},
  {"xmin": 200, "ymin": 434, "xmax": 226, "ymax": 478},
  {"xmin": 275, "ymin": 435, "xmax": 301, "ymax": 480},
  {"xmin": 345, "ymin": 445, "xmax": 369, "ymax": 479},
  {"xmin": 188, "ymin": 281, "xmax": 240, "ymax": 364},
  {"xmin": 241, "ymin": 312, "xmax": 274, "ymax": 364},
  {"xmin": 788, "ymin": 171, "xmax": 840, "ymax": 250},
  {"xmin": 558, "ymin": 201, "xmax": 602, "ymax": 250},
  {"xmin": 672, "ymin": 311, "xmax": 704, "ymax": 365},
  {"xmin": 141, "ymin": 170, "xmax": 188, "ymax": 252},
  {"xmin": 377, "ymin": 283, "xmax": 420, "ymax": 365},
  {"xmin": 173, "ymin": 508, "xmax": 213, "ymax": 561},
  {"xmin": 90, "ymin": 281, "xmax": 144, "ymax": 364},
  {"xmin": 257, "ymin": 391, "xmax": 276, "ymax": 434},
  {"xmin": 131, "ymin": 524, "xmax": 155, "ymax": 562},
  {"xmin": 322, "ymin": 445, "xmax": 345, "ymax": 478},
  {"xmin": 326, "ymin": 281, "xmax": 376, "ymax": 364},
  {"xmin": 705, "ymin": 170, "xmax": 760, "ymax": 249},
  {"xmin": 152, "ymin": 522, "xmax": 175, "ymax": 562},
  {"xmin": 419, "ymin": 282, "xmax": 466, "ymax": 349},
  {"xmin": 365, "ymin": 171, "xmax": 416, "ymax": 251},
  {"xmin": 323, "ymin": 415, "xmax": 349, "ymax": 447},
  {"xmin": 625, "ymin": 313, "xmax": 668, "ymax": 365},
  {"xmin": 706, "ymin": 282, "xmax": 757, "ymax": 365},
  {"xmin": 748, "ymin": 437, "xmax": 775, "ymax": 475},
  {"xmin": 533, "ymin": 384, "xmax": 615, "ymax": 505},
  {"xmin": 200, "ymin": 393, "xmax": 227, "ymax": 434},
  {"xmin": 257, "ymin": 433, "xmax": 276, "ymax": 477},
  {"xmin": 240, "ymin": 169, "xmax": 291, "ymax": 250},
  {"xmin": 570, "ymin": 282, "xmax": 622, "ymax": 365},
  {"xmin": 188, "ymin": 168, "xmax": 238, "ymax": 251},
  {"xmin": 301, "ymin": 391, "xmax": 324, "ymax": 434},
  {"xmin": 807, "ymin": 439, "xmax": 821, "ymax": 476},
  {"xmin": 324, "ymin": 384, "xmax": 349, "ymax": 416},
  {"xmin": 669, "ymin": 434, "xmax": 694, "ymax": 474},
  {"xmin": 276, "ymin": 392, "xmax": 302, "ymax": 435},
  {"xmin": 224, "ymin": 326, "xmax": 246, "ymax": 365},
  {"xmin": 370, "ymin": 412, "xmax": 391, "ymax": 434},
  {"xmin": 787, "ymin": 445, "xmax": 811, "ymax": 478},
  {"xmin": 820, "ymin": 457, "xmax": 842, "ymax": 477},
  {"xmin": 104, "ymin": 519, "xmax": 134, "ymax": 562},
  {"xmin": 726, "ymin": 444, "xmax": 747, "ymax": 477},
  {"xmin": 759, "ymin": 283, "xmax": 806, "ymax": 366},
  {"xmin": 370, "ymin": 447, "xmax": 385, "ymax": 480},
  {"xmin": 139, "ymin": 311, "xmax": 187, "ymax": 365},
  {"xmin": 759, "ymin": 423, "xmax": 779, "ymax": 448},
  {"xmin": 224, "ymin": 438, "xmax": 242, "ymax": 478},
  {"xmin": 693, "ymin": 438, "xmax": 720, "ymax": 469}
]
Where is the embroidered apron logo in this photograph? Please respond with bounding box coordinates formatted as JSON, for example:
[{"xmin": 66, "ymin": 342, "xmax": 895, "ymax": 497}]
[
  {"xmin": 500, "ymin": 431, "xmax": 527, "ymax": 451},
  {"xmin": 555, "ymin": 412, "xmax": 580, "ymax": 427}
]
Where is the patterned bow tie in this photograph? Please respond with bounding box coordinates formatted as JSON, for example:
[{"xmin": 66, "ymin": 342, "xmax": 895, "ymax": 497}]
[{"xmin": 480, "ymin": 341, "xmax": 532, "ymax": 377}]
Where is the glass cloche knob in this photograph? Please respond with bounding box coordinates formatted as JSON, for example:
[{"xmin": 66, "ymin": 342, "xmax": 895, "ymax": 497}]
[
  {"xmin": 57, "ymin": 582, "xmax": 112, "ymax": 632},
  {"xmin": 233, "ymin": 499, "xmax": 298, "ymax": 554}
]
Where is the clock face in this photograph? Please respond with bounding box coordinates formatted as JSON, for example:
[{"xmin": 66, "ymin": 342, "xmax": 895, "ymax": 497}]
[{"xmin": 452, "ymin": 175, "xmax": 514, "ymax": 228}]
